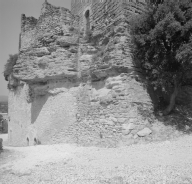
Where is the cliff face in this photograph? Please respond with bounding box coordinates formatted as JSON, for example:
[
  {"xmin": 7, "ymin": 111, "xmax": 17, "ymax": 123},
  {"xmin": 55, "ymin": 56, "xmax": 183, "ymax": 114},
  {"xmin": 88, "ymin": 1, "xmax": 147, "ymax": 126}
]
[{"xmin": 8, "ymin": 1, "xmax": 154, "ymax": 147}]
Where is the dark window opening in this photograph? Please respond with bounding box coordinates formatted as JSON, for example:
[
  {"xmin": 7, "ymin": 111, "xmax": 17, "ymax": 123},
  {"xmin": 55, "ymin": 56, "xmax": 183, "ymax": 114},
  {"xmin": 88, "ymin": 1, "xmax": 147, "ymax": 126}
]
[{"xmin": 84, "ymin": 10, "xmax": 90, "ymax": 35}]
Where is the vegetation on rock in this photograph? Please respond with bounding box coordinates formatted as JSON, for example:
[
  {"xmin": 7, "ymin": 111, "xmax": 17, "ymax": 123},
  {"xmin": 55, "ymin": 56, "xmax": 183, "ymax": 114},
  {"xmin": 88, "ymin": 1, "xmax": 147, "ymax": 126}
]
[
  {"xmin": 130, "ymin": 0, "xmax": 192, "ymax": 115},
  {"xmin": 4, "ymin": 54, "xmax": 18, "ymax": 81}
]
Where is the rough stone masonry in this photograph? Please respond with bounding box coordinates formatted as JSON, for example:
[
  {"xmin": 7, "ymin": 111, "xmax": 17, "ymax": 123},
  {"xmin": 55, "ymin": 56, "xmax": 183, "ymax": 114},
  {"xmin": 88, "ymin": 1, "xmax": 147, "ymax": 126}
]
[{"xmin": 7, "ymin": 0, "xmax": 155, "ymax": 147}]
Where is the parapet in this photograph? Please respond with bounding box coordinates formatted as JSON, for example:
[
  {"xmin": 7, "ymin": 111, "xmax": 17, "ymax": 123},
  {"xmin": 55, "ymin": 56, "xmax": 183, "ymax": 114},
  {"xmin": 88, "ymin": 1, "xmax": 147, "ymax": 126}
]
[
  {"xmin": 20, "ymin": 1, "xmax": 80, "ymax": 50},
  {"xmin": 21, "ymin": 14, "xmax": 38, "ymax": 32}
]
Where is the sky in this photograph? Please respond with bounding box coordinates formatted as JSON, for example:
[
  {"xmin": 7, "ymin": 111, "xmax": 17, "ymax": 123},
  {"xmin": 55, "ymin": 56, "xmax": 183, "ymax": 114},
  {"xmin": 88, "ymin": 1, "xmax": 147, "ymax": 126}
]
[{"xmin": 0, "ymin": 0, "xmax": 71, "ymax": 96}]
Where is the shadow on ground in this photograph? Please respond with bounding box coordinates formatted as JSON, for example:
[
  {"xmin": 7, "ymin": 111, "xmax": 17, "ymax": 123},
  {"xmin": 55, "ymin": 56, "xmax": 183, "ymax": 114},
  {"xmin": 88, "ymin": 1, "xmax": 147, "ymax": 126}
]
[
  {"xmin": 0, "ymin": 149, "xmax": 17, "ymax": 165},
  {"xmin": 155, "ymin": 105, "xmax": 192, "ymax": 134}
]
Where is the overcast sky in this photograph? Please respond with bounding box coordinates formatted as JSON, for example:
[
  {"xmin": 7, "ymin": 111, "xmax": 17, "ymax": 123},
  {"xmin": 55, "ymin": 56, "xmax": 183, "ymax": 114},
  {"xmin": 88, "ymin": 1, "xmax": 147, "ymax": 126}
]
[{"xmin": 0, "ymin": 0, "xmax": 71, "ymax": 96}]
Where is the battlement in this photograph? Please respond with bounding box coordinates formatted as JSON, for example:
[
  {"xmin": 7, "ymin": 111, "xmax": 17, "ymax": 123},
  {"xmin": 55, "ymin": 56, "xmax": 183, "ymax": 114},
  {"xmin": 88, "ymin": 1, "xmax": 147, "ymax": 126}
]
[
  {"xmin": 21, "ymin": 14, "xmax": 38, "ymax": 32},
  {"xmin": 20, "ymin": 1, "xmax": 79, "ymax": 50}
]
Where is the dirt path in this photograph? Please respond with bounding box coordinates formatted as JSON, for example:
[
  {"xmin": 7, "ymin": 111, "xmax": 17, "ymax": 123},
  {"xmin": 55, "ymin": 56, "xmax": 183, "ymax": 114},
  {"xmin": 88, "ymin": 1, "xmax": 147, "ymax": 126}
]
[{"xmin": 0, "ymin": 135, "xmax": 192, "ymax": 184}]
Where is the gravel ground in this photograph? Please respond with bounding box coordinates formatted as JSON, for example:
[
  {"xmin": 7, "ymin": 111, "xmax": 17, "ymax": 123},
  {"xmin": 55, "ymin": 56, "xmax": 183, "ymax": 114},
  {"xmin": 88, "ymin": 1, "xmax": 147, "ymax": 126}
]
[{"xmin": 0, "ymin": 135, "xmax": 192, "ymax": 184}]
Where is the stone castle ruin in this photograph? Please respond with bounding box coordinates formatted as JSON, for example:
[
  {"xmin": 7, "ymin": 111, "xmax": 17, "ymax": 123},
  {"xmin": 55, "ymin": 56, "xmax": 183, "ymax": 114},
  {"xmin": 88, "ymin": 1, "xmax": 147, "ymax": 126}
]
[{"xmin": 7, "ymin": 0, "xmax": 155, "ymax": 147}]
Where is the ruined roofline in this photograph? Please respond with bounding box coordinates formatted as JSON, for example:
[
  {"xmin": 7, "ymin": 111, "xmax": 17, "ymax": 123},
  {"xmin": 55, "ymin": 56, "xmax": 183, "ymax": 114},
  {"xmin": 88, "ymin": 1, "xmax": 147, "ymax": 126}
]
[
  {"xmin": 21, "ymin": 14, "xmax": 38, "ymax": 32},
  {"xmin": 21, "ymin": 0, "xmax": 79, "ymax": 33}
]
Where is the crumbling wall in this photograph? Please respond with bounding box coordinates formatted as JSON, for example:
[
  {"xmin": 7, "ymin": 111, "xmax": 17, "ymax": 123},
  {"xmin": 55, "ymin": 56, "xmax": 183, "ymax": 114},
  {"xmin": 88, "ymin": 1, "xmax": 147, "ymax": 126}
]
[
  {"xmin": 8, "ymin": 79, "xmax": 79, "ymax": 146},
  {"xmin": 14, "ymin": 1, "xmax": 80, "ymax": 82},
  {"xmin": 73, "ymin": 75, "xmax": 153, "ymax": 147},
  {"xmin": 8, "ymin": 83, "xmax": 32, "ymax": 146},
  {"xmin": 20, "ymin": 1, "xmax": 79, "ymax": 51},
  {"xmin": 8, "ymin": 1, "xmax": 154, "ymax": 147},
  {"xmin": 75, "ymin": 17, "xmax": 153, "ymax": 146}
]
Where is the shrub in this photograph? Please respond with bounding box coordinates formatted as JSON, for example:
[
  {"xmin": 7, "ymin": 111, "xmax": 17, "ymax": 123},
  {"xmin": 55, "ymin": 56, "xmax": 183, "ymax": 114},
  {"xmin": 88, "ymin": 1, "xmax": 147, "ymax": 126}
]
[{"xmin": 4, "ymin": 54, "xmax": 18, "ymax": 81}]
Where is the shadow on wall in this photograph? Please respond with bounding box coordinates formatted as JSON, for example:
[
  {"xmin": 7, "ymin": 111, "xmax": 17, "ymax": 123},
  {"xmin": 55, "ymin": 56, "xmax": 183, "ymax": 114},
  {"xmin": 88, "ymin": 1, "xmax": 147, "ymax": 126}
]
[{"xmin": 31, "ymin": 95, "xmax": 48, "ymax": 124}]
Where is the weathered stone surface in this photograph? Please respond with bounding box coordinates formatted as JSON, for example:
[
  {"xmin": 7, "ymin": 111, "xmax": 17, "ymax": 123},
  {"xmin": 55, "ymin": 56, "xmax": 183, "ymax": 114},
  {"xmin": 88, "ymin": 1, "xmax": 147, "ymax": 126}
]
[
  {"xmin": 122, "ymin": 123, "xmax": 135, "ymax": 135},
  {"xmin": 28, "ymin": 47, "xmax": 50, "ymax": 57},
  {"xmin": 137, "ymin": 128, "xmax": 152, "ymax": 137},
  {"xmin": 0, "ymin": 138, "xmax": 3, "ymax": 150},
  {"xmin": 56, "ymin": 36, "xmax": 78, "ymax": 47},
  {"xmin": 13, "ymin": 47, "xmax": 78, "ymax": 82},
  {"xmin": 13, "ymin": 2, "xmax": 79, "ymax": 82},
  {"xmin": 109, "ymin": 117, "xmax": 118, "ymax": 123},
  {"xmin": 122, "ymin": 123, "xmax": 135, "ymax": 131},
  {"xmin": 118, "ymin": 118, "xmax": 126, "ymax": 124},
  {"xmin": 134, "ymin": 134, "xmax": 139, "ymax": 139},
  {"xmin": 7, "ymin": 1, "xmax": 155, "ymax": 147}
]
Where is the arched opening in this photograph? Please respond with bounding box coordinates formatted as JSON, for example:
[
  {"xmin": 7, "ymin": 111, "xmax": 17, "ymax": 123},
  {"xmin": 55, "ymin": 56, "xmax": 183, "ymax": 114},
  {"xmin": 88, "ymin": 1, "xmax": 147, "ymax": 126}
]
[{"xmin": 84, "ymin": 10, "xmax": 90, "ymax": 36}]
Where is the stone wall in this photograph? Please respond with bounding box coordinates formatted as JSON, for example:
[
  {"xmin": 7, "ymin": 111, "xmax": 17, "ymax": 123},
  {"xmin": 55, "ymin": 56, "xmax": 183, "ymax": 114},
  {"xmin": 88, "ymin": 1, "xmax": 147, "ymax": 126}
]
[
  {"xmin": 21, "ymin": 1, "xmax": 79, "ymax": 51},
  {"xmin": 8, "ymin": 1, "xmax": 154, "ymax": 147},
  {"xmin": 8, "ymin": 74, "xmax": 153, "ymax": 147},
  {"xmin": 74, "ymin": 75, "xmax": 153, "ymax": 147},
  {"xmin": 71, "ymin": 0, "xmax": 147, "ymax": 35},
  {"xmin": 15, "ymin": 1, "xmax": 79, "ymax": 82},
  {"xmin": 8, "ymin": 79, "xmax": 79, "ymax": 146},
  {"xmin": 8, "ymin": 83, "xmax": 31, "ymax": 146}
]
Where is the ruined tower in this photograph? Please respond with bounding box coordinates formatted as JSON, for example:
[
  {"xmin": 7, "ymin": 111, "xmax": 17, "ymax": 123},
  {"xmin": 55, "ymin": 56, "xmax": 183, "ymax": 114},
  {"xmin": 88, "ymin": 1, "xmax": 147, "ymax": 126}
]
[
  {"xmin": 7, "ymin": 0, "xmax": 154, "ymax": 147},
  {"xmin": 71, "ymin": 0, "xmax": 148, "ymax": 35}
]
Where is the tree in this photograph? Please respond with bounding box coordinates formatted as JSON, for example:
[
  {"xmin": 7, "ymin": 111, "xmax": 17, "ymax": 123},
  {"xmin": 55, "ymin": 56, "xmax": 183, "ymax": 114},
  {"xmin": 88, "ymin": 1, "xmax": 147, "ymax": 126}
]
[
  {"xmin": 0, "ymin": 114, "xmax": 3, "ymax": 133},
  {"xmin": 4, "ymin": 54, "xmax": 18, "ymax": 81},
  {"xmin": 130, "ymin": 0, "xmax": 192, "ymax": 115}
]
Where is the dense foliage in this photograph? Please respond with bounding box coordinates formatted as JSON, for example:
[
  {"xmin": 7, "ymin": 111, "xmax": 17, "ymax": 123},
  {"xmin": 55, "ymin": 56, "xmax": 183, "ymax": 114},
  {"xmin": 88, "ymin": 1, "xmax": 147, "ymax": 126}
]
[
  {"xmin": 4, "ymin": 54, "xmax": 18, "ymax": 81},
  {"xmin": 0, "ymin": 102, "xmax": 8, "ymax": 113},
  {"xmin": 130, "ymin": 0, "xmax": 192, "ymax": 115}
]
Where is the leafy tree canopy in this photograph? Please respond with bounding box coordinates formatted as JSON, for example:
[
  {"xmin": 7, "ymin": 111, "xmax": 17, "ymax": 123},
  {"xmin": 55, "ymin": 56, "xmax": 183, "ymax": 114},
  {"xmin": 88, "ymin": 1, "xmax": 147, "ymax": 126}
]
[
  {"xmin": 4, "ymin": 54, "xmax": 18, "ymax": 81},
  {"xmin": 130, "ymin": 0, "xmax": 192, "ymax": 114}
]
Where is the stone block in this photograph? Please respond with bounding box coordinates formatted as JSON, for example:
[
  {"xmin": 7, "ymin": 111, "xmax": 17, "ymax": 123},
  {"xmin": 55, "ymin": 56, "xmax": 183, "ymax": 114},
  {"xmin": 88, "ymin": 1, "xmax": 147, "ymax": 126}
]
[
  {"xmin": 56, "ymin": 36, "xmax": 78, "ymax": 47},
  {"xmin": 105, "ymin": 120, "xmax": 115, "ymax": 126},
  {"xmin": 122, "ymin": 123, "xmax": 135, "ymax": 131},
  {"xmin": 109, "ymin": 117, "xmax": 118, "ymax": 123},
  {"xmin": 30, "ymin": 47, "xmax": 50, "ymax": 57},
  {"xmin": 122, "ymin": 123, "xmax": 135, "ymax": 135},
  {"xmin": 137, "ymin": 128, "xmax": 152, "ymax": 137},
  {"xmin": 118, "ymin": 118, "xmax": 126, "ymax": 123},
  {"xmin": 122, "ymin": 129, "xmax": 130, "ymax": 135}
]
